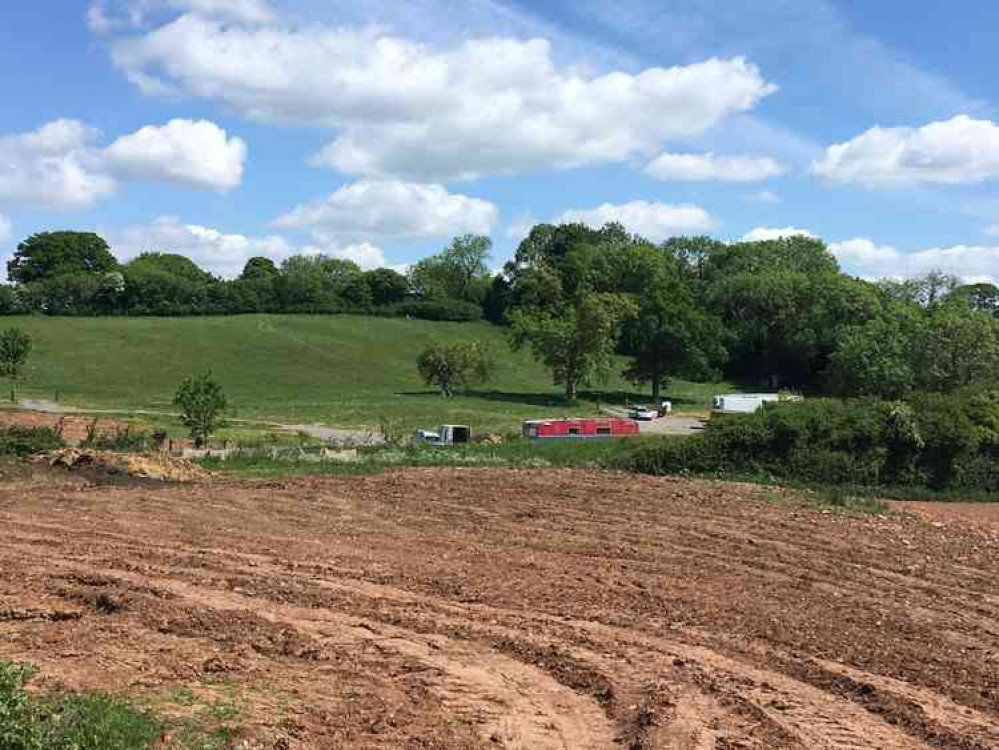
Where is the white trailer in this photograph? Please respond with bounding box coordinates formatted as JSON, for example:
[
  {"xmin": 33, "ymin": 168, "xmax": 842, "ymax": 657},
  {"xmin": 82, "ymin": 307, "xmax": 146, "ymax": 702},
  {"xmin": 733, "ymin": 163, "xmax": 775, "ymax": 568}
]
[{"xmin": 712, "ymin": 393, "xmax": 780, "ymax": 414}]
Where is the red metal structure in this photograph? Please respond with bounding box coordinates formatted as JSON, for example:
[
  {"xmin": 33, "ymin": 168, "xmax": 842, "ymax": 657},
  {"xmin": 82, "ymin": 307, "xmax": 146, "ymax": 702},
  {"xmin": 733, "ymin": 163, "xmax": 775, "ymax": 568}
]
[{"xmin": 522, "ymin": 417, "xmax": 640, "ymax": 440}]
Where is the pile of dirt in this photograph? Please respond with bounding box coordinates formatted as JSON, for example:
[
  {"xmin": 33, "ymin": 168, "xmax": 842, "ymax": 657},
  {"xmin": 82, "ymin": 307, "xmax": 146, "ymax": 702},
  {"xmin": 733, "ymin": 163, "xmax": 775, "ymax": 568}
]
[{"xmin": 39, "ymin": 449, "xmax": 212, "ymax": 483}]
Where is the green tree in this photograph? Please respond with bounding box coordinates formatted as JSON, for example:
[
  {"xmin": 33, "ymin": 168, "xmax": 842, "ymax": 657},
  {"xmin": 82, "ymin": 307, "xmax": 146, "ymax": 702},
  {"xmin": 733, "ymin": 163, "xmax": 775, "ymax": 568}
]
[
  {"xmin": 364, "ymin": 268, "xmax": 410, "ymax": 306},
  {"xmin": 409, "ymin": 234, "xmax": 493, "ymax": 303},
  {"xmin": 8, "ymin": 232, "xmax": 118, "ymax": 284},
  {"xmin": 510, "ymin": 293, "xmax": 636, "ymax": 402},
  {"xmin": 950, "ymin": 282, "xmax": 999, "ymax": 316},
  {"xmin": 825, "ymin": 315, "xmax": 919, "ymax": 398},
  {"xmin": 240, "ymin": 257, "xmax": 279, "ymax": 281},
  {"xmin": 623, "ymin": 270, "xmax": 727, "ymax": 401},
  {"xmin": 416, "ymin": 340, "xmax": 493, "ymax": 398},
  {"xmin": 172, "ymin": 372, "xmax": 228, "ymax": 448},
  {"xmin": 0, "ymin": 328, "xmax": 32, "ymax": 403},
  {"xmin": 914, "ymin": 307, "xmax": 999, "ymax": 392}
]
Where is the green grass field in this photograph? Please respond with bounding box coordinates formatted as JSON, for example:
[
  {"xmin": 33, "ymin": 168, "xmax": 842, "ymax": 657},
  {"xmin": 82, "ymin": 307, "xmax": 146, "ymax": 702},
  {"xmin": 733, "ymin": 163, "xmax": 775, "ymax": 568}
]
[{"xmin": 5, "ymin": 315, "xmax": 728, "ymax": 432}]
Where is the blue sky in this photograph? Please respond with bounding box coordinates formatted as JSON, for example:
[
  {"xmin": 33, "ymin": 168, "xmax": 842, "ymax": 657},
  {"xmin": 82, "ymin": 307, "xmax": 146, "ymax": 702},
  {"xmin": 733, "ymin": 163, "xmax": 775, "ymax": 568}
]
[{"xmin": 2, "ymin": 0, "xmax": 999, "ymax": 281}]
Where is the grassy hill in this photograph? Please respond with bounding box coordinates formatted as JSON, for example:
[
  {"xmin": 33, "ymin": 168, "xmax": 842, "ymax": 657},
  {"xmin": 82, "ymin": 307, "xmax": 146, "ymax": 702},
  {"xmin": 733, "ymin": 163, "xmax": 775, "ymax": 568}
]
[{"xmin": 4, "ymin": 315, "xmax": 726, "ymax": 432}]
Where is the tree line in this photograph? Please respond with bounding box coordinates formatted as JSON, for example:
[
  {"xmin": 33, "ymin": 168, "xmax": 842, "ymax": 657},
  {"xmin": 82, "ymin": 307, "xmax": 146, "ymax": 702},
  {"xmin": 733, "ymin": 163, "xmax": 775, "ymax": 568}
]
[{"xmin": 4, "ymin": 225, "xmax": 999, "ymax": 402}]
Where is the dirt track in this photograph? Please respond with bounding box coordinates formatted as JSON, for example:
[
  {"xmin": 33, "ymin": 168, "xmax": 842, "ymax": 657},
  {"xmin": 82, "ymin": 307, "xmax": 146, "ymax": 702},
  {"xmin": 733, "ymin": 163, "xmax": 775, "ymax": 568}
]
[{"xmin": 2, "ymin": 468, "xmax": 999, "ymax": 749}]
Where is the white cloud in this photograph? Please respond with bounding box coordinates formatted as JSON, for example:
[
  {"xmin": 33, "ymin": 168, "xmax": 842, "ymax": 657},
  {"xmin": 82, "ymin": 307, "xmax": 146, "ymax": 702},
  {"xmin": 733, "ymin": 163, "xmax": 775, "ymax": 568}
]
[
  {"xmin": 0, "ymin": 215, "xmax": 11, "ymax": 243},
  {"xmin": 301, "ymin": 239, "xmax": 387, "ymax": 271},
  {"xmin": 742, "ymin": 226, "xmax": 816, "ymax": 241},
  {"xmin": 645, "ymin": 152, "xmax": 785, "ymax": 182},
  {"xmin": 110, "ymin": 215, "xmax": 293, "ymax": 278},
  {"xmin": 105, "ymin": 119, "xmax": 246, "ymax": 191},
  {"xmin": 169, "ymin": 0, "xmax": 274, "ymax": 23},
  {"xmin": 0, "ymin": 118, "xmax": 245, "ymax": 211},
  {"xmin": 274, "ymin": 180, "xmax": 498, "ymax": 240},
  {"xmin": 557, "ymin": 201, "xmax": 716, "ymax": 241},
  {"xmin": 109, "ymin": 14, "xmax": 776, "ymax": 180},
  {"xmin": 830, "ymin": 237, "xmax": 999, "ymax": 283},
  {"xmin": 88, "ymin": 0, "xmax": 274, "ymax": 32},
  {"xmin": 813, "ymin": 115, "xmax": 999, "ymax": 187},
  {"xmin": 506, "ymin": 213, "xmax": 537, "ymax": 240},
  {"xmin": 0, "ymin": 120, "xmax": 116, "ymax": 210},
  {"xmin": 985, "ymin": 224, "xmax": 999, "ymax": 237}
]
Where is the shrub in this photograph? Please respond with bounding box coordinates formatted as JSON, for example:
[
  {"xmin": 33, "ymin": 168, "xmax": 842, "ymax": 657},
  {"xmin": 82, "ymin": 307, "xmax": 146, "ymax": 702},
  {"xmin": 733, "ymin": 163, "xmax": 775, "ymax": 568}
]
[
  {"xmin": 626, "ymin": 394, "xmax": 999, "ymax": 494},
  {"xmin": 173, "ymin": 372, "xmax": 228, "ymax": 448},
  {"xmin": 0, "ymin": 425, "xmax": 64, "ymax": 456}
]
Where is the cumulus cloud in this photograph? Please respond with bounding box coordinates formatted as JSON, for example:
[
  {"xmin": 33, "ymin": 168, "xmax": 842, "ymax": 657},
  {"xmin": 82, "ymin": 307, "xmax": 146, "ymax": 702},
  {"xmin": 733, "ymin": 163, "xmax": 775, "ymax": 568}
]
[
  {"xmin": 109, "ymin": 14, "xmax": 776, "ymax": 180},
  {"xmin": 830, "ymin": 237, "xmax": 999, "ymax": 283},
  {"xmin": 645, "ymin": 152, "xmax": 785, "ymax": 182},
  {"xmin": 742, "ymin": 226, "xmax": 816, "ymax": 241},
  {"xmin": 986, "ymin": 224, "xmax": 999, "ymax": 237},
  {"xmin": 0, "ymin": 120, "xmax": 116, "ymax": 210},
  {"xmin": 0, "ymin": 215, "xmax": 11, "ymax": 243},
  {"xmin": 301, "ymin": 238, "xmax": 388, "ymax": 271},
  {"xmin": 813, "ymin": 115, "xmax": 999, "ymax": 186},
  {"xmin": 110, "ymin": 215, "xmax": 293, "ymax": 278},
  {"xmin": 88, "ymin": 0, "xmax": 274, "ymax": 33},
  {"xmin": 557, "ymin": 201, "xmax": 716, "ymax": 241},
  {"xmin": 274, "ymin": 180, "xmax": 498, "ymax": 240},
  {"xmin": 0, "ymin": 118, "xmax": 245, "ymax": 211},
  {"xmin": 105, "ymin": 119, "xmax": 246, "ymax": 191},
  {"xmin": 506, "ymin": 213, "xmax": 537, "ymax": 240}
]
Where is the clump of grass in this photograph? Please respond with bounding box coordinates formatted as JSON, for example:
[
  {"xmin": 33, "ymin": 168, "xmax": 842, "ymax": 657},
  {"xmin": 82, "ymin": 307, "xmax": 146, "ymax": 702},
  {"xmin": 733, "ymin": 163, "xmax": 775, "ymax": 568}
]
[
  {"xmin": 0, "ymin": 661, "xmax": 161, "ymax": 750},
  {"xmin": 0, "ymin": 661, "xmax": 236, "ymax": 750}
]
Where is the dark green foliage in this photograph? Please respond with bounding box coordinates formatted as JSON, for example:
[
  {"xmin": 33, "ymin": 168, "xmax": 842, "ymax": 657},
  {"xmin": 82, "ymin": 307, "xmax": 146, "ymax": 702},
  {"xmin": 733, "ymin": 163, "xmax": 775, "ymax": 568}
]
[
  {"xmin": 0, "ymin": 327, "xmax": 32, "ymax": 402},
  {"xmin": 173, "ymin": 372, "xmax": 228, "ymax": 448},
  {"xmin": 364, "ymin": 268, "xmax": 410, "ymax": 306},
  {"xmin": 390, "ymin": 298, "xmax": 483, "ymax": 321},
  {"xmin": 7, "ymin": 232, "xmax": 118, "ymax": 285},
  {"xmin": 0, "ymin": 425, "xmax": 64, "ymax": 456},
  {"xmin": 628, "ymin": 394, "xmax": 999, "ymax": 493},
  {"xmin": 81, "ymin": 421, "xmax": 155, "ymax": 452},
  {"xmin": 416, "ymin": 339, "xmax": 493, "ymax": 397}
]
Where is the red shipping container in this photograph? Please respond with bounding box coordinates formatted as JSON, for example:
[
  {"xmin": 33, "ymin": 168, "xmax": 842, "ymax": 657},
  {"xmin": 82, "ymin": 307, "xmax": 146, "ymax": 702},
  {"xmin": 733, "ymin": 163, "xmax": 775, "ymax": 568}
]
[{"xmin": 522, "ymin": 417, "xmax": 640, "ymax": 440}]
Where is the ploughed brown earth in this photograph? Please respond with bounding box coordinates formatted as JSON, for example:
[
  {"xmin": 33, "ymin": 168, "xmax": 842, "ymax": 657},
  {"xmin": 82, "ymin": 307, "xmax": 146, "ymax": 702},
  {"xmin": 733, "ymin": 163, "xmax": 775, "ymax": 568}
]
[{"xmin": 2, "ymin": 468, "xmax": 999, "ymax": 749}]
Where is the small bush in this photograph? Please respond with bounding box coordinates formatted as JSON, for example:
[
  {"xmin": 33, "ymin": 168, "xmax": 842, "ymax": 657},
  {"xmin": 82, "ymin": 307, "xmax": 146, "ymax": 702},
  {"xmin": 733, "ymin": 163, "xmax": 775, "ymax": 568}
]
[
  {"xmin": 0, "ymin": 425, "xmax": 64, "ymax": 456},
  {"xmin": 81, "ymin": 422, "xmax": 154, "ymax": 452}
]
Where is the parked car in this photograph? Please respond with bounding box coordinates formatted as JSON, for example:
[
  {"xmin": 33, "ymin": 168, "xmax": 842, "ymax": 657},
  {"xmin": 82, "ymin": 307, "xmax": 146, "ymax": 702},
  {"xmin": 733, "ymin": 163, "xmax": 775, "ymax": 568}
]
[{"xmin": 629, "ymin": 405, "xmax": 659, "ymax": 421}]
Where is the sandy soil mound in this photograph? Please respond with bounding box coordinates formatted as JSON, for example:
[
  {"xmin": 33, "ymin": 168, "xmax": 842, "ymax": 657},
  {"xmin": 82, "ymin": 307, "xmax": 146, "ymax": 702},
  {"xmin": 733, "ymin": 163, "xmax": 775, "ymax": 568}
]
[{"xmin": 39, "ymin": 448, "xmax": 211, "ymax": 482}]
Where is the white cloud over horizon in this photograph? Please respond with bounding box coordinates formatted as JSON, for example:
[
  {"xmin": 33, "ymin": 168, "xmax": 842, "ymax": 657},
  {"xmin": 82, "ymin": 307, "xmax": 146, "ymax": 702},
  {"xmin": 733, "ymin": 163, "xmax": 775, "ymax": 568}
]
[
  {"xmin": 108, "ymin": 215, "xmax": 293, "ymax": 278},
  {"xmin": 109, "ymin": 13, "xmax": 776, "ymax": 181},
  {"xmin": 274, "ymin": 180, "xmax": 499, "ymax": 241},
  {"xmin": 830, "ymin": 237, "xmax": 999, "ymax": 283},
  {"xmin": 557, "ymin": 201, "xmax": 717, "ymax": 241},
  {"xmin": 0, "ymin": 119, "xmax": 246, "ymax": 212},
  {"xmin": 104, "ymin": 119, "xmax": 246, "ymax": 192},
  {"xmin": 742, "ymin": 226, "xmax": 816, "ymax": 241},
  {"xmin": 0, "ymin": 215, "xmax": 11, "ymax": 244},
  {"xmin": 645, "ymin": 152, "xmax": 785, "ymax": 182},
  {"xmin": 813, "ymin": 115, "xmax": 999, "ymax": 187}
]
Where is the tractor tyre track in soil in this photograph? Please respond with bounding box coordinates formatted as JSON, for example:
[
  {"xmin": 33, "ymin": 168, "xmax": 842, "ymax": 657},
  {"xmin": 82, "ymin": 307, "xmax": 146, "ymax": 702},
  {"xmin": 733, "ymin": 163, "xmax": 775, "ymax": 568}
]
[{"xmin": 1, "ymin": 468, "xmax": 998, "ymax": 748}]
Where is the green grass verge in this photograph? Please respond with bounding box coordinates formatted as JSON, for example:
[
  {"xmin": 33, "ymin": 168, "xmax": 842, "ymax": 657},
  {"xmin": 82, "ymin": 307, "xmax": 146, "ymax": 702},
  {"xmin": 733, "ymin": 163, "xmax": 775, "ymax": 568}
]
[
  {"xmin": 200, "ymin": 436, "xmax": 648, "ymax": 478},
  {"xmin": 4, "ymin": 315, "xmax": 729, "ymax": 433},
  {"xmin": 0, "ymin": 661, "xmax": 232, "ymax": 750}
]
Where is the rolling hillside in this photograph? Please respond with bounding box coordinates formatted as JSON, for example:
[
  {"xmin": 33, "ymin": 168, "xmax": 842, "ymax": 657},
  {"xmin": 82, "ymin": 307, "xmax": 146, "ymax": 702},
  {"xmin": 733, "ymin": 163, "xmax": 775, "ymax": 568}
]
[{"xmin": 5, "ymin": 315, "xmax": 723, "ymax": 432}]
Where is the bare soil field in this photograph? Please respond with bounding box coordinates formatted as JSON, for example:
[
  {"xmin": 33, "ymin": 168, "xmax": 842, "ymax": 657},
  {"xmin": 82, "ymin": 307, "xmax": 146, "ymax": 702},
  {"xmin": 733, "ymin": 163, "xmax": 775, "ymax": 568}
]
[
  {"xmin": 2, "ymin": 468, "xmax": 998, "ymax": 749},
  {"xmin": 0, "ymin": 408, "xmax": 129, "ymax": 445}
]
